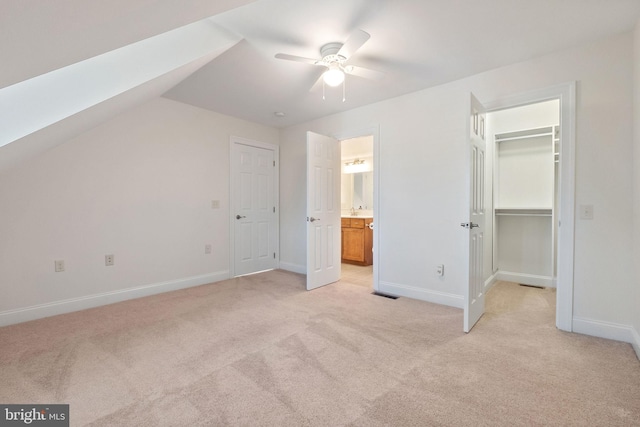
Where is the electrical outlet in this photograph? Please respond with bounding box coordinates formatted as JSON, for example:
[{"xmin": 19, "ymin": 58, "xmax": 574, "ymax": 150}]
[
  {"xmin": 211, "ymin": 200, "xmax": 220, "ymax": 209},
  {"xmin": 579, "ymin": 204, "xmax": 594, "ymax": 220},
  {"xmin": 205, "ymin": 244, "xmax": 212, "ymax": 254},
  {"xmin": 436, "ymin": 264, "xmax": 444, "ymax": 276},
  {"xmin": 105, "ymin": 254, "xmax": 114, "ymax": 266},
  {"xmin": 54, "ymin": 260, "xmax": 65, "ymax": 272}
]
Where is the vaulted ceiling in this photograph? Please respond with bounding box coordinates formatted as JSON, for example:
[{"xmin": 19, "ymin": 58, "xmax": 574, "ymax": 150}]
[
  {"xmin": 167, "ymin": 0, "xmax": 640, "ymax": 127},
  {"xmin": 2, "ymin": 0, "xmax": 640, "ymax": 172}
]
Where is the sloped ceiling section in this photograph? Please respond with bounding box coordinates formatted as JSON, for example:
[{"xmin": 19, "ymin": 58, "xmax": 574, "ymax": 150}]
[
  {"xmin": 0, "ymin": 18, "xmax": 242, "ymax": 173},
  {"xmin": 0, "ymin": 54, "xmax": 220, "ymax": 174},
  {"xmin": 0, "ymin": 0, "xmax": 257, "ymax": 89}
]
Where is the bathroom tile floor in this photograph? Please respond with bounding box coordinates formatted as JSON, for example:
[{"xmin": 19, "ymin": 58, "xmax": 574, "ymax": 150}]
[{"xmin": 341, "ymin": 263, "xmax": 373, "ymax": 288}]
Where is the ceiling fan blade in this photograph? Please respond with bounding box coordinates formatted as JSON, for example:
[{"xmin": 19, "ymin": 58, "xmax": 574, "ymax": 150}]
[
  {"xmin": 344, "ymin": 65, "xmax": 384, "ymax": 80},
  {"xmin": 337, "ymin": 29, "xmax": 370, "ymax": 60},
  {"xmin": 275, "ymin": 53, "xmax": 321, "ymax": 66}
]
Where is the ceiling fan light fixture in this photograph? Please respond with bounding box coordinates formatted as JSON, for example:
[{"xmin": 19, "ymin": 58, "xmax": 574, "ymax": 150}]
[{"xmin": 323, "ymin": 65, "xmax": 344, "ymax": 87}]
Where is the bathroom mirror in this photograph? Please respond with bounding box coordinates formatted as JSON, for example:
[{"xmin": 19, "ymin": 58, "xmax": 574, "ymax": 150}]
[{"xmin": 348, "ymin": 171, "xmax": 373, "ymax": 210}]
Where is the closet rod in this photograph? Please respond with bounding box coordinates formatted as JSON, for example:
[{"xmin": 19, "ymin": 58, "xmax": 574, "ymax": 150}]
[
  {"xmin": 495, "ymin": 132, "xmax": 553, "ymax": 143},
  {"xmin": 495, "ymin": 212, "xmax": 552, "ymax": 217}
]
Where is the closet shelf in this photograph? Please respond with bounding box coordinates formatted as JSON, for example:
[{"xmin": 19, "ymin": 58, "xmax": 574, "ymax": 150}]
[
  {"xmin": 495, "ymin": 208, "xmax": 552, "ymax": 217},
  {"xmin": 495, "ymin": 126, "xmax": 554, "ymax": 142}
]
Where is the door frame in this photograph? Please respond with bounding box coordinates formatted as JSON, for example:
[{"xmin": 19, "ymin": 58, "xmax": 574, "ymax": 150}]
[
  {"xmin": 483, "ymin": 82, "xmax": 576, "ymax": 332},
  {"xmin": 229, "ymin": 136, "xmax": 280, "ymax": 278},
  {"xmin": 332, "ymin": 125, "xmax": 380, "ymax": 292}
]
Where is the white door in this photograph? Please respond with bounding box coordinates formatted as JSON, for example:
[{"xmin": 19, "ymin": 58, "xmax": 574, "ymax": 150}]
[
  {"xmin": 232, "ymin": 142, "xmax": 277, "ymax": 276},
  {"xmin": 463, "ymin": 94, "xmax": 487, "ymax": 332},
  {"xmin": 306, "ymin": 131, "xmax": 341, "ymax": 290}
]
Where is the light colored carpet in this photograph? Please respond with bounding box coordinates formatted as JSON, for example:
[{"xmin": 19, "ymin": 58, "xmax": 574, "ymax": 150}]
[{"xmin": 1, "ymin": 272, "xmax": 638, "ymax": 426}]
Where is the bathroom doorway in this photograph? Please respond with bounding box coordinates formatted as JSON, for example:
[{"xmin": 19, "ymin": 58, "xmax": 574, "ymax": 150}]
[{"xmin": 340, "ymin": 135, "xmax": 374, "ymax": 289}]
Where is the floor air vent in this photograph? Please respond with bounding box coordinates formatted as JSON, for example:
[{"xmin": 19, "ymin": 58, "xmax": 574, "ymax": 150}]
[
  {"xmin": 519, "ymin": 283, "xmax": 545, "ymax": 289},
  {"xmin": 372, "ymin": 292, "xmax": 398, "ymax": 299}
]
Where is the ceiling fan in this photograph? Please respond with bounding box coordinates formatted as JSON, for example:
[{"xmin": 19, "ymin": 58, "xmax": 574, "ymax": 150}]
[{"xmin": 275, "ymin": 29, "xmax": 384, "ymax": 100}]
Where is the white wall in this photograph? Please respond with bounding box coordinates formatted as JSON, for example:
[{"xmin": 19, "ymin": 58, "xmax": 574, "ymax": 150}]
[
  {"xmin": 489, "ymin": 101, "xmax": 560, "ymax": 135},
  {"xmin": 280, "ymin": 32, "xmax": 636, "ymax": 337},
  {"xmin": 281, "ymin": 89, "xmax": 469, "ymax": 306},
  {"xmin": 632, "ymin": 20, "xmax": 640, "ymax": 357},
  {"xmin": 0, "ymin": 97, "xmax": 279, "ymax": 325}
]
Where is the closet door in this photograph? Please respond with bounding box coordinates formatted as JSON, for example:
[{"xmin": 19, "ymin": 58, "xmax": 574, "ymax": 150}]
[{"xmin": 464, "ymin": 93, "xmax": 486, "ymax": 333}]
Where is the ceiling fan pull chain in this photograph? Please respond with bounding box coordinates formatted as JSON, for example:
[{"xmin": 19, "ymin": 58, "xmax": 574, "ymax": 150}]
[
  {"xmin": 322, "ymin": 80, "xmax": 326, "ymax": 101},
  {"xmin": 342, "ymin": 78, "xmax": 346, "ymax": 102}
]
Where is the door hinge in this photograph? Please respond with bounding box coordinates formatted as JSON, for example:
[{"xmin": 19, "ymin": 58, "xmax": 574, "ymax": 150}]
[
  {"xmin": 273, "ymin": 206, "xmax": 275, "ymax": 213},
  {"xmin": 273, "ymin": 252, "xmax": 276, "ymax": 259},
  {"xmin": 273, "ymin": 160, "xmax": 275, "ymax": 167}
]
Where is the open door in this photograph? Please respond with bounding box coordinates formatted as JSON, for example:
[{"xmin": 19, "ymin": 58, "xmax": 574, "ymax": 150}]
[
  {"xmin": 463, "ymin": 94, "xmax": 487, "ymax": 332},
  {"xmin": 306, "ymin": 131, "xmax": 341, "ymax": 290}
]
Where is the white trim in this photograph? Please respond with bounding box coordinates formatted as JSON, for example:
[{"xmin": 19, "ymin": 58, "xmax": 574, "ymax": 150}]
[
  {"xmin": 379, "ymin": 281, "xmax": 464, "ymax": 309},
  {"xmin": 484, "ymin": 272, "xmax": 498, "ymax": 293},
  {"xmin": 484, "ymin": 82, "xmax": 576, "ymax": 332},
  {"xmin": 332, "ymin": 125, "xmax": 381, "ymax": 292},
  {"xmin": 573, "ymin": 316, "xmax": 638, "ymax": 345},
  {"xmin": 278, "ymin": 261, "xmax": 305, "ymax": 275},
  {"xmin": 229, "ymin": 136, "xmax": 280, "ymax": 278},
  {"xmin": 632, "ymin": 327, "xmax": 640, "ymax": 361},
  {"xmin": 0, "ymin": 271, "xmax": 228, "ymax": 327},
  {"xmin": 495, "ymin": 271, "xmax": 555, "ymax": 288}
]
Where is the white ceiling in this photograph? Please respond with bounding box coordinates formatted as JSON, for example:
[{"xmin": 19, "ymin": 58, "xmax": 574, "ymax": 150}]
[
  {"xmin": 1, "ymin": 0, "xmax": 640, "ymax": 171},
  {"xmin": 164, "ymin": 0, "xmax": 640, "ymax": 128}
]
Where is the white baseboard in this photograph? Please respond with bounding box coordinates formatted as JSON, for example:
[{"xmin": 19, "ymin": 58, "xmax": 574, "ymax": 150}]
[
  {"xmin": 572, "ymin": 316, "xmax": 638, "ymax": 348},
  {"xmin": 278, "ymin": 261, "xmax": 305, "ymax": 275},
  {"xmin": 632, "ymin": 327, "xmax": 640, "ymax": 361},
  {"xmin": 0, "ymin": 271, "xmax": 229, "ymax": 327},
  {"xmin": 484, "ymin": 272, "xmax": 498, "ymax": 293},
  {"xmin": 496, "ymin": 271, "xmax": 555, "ymax": 288},
  {"xmin": 378, "ymin": 281, "xmax": 464, "ymax": 309}
]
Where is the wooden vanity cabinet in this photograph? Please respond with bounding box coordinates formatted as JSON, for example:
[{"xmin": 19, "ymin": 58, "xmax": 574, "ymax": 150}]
[{"xmin": 341, "ymin": 217, "xmax": 373, "ymax": 265}]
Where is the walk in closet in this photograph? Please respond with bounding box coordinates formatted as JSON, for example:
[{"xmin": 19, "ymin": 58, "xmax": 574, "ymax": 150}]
[{"xmin": 491, "ymin": 100, "xmax": 559, "ymax": 287}]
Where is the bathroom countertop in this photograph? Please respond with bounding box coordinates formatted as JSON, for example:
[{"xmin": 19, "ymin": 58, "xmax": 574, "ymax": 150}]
[{"xmin": 341, "ymin": 215, "xmax": 373, "ymax": 219}]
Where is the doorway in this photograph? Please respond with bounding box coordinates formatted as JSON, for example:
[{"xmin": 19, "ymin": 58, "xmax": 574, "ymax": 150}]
[
  {"xmin": 489, "ymin": 99, "xmax": 559, "ymax": 287},
  {"xmin": 483, "ymin": 82, "xmax": 576, "ymax": 332},
  {"xmin": 340, "ymin": 135, "xmax": 374, "ymax": 289},
  {"xmin": 485, "ymin": 99, "xmax": 559, "ymax": 325}
]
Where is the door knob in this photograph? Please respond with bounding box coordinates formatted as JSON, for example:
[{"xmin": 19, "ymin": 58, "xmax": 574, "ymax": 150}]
[
  {"xmin": 236, "ymin": 214, "xmax": 246, "ymax": 220},
  {"xmin": 309, "ymin": 217, "xmax": 320, "ymax": 222},
  {"xmin": 460, "ymin": 222, "xmax": 479, "ymax": 229}
]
